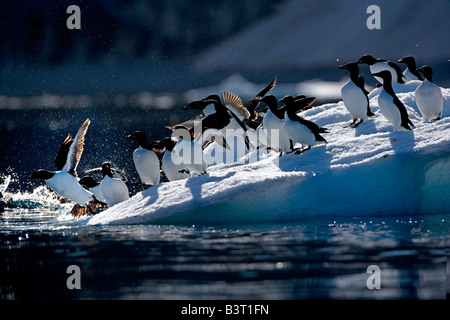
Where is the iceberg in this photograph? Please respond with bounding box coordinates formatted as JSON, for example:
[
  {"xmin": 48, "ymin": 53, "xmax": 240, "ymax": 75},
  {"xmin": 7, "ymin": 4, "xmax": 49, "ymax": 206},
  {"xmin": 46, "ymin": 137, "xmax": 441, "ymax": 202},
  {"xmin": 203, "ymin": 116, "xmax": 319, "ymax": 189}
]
[{"xmin": 88, "ymin": 81, "xmax": 450, "ymax": 225}]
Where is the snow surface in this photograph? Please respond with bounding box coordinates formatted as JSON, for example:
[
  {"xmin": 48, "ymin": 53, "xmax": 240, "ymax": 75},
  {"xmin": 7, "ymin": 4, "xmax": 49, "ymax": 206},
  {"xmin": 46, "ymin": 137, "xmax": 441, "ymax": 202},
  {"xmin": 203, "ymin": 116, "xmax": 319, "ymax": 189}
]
[{"xmin": 88, "ymin": 81, "xmax": 450, "ymax": 225}]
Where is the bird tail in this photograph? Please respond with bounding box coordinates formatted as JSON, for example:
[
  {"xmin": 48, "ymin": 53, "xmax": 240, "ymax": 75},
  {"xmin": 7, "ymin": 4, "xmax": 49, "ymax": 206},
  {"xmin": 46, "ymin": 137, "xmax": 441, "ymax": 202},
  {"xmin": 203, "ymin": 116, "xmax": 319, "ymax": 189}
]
[{"xmin": 314, "ymin": 133, "xmax": 328, "ymax": 143}]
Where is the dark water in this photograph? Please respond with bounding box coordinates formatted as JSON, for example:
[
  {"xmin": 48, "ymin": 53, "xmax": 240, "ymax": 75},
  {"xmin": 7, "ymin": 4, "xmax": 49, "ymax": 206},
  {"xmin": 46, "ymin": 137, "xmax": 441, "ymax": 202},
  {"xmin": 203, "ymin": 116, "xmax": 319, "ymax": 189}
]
[{"xmin": 1, "ymin": 106, "xmax": 449, "ymax": 300}]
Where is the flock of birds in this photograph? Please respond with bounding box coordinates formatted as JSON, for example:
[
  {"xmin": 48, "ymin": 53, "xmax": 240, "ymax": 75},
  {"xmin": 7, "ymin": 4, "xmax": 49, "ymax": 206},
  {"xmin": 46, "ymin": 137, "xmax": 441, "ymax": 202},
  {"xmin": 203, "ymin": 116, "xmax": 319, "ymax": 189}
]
[{"xmin": 26, "ymin": 54, "xmax": 444, "ymax": 217}]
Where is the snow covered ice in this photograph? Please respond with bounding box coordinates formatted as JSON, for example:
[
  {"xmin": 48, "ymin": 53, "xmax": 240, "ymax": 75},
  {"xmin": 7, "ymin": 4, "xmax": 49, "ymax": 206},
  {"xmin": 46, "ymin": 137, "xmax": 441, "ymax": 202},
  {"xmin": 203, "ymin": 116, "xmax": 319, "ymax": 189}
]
[{"xmin": 88, "ymin": 81, "xmax": 450, "ymax": 225}]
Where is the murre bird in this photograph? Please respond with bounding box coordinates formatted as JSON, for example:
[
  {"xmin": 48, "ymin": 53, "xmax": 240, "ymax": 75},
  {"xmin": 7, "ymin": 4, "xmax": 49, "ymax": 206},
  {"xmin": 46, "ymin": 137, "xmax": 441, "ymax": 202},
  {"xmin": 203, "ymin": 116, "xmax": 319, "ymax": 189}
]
[
  {"xmin": 357, "ymin": 54, "xmax": 406, "ymax": 85},
  {"xmin": 168, "ymin": 77, "xmax": 277, "ymax": 132},
  {"xmin": 127, "ymin": 131, "xmax": 165, "ymax": 186},
  {"xmin": 281, "ymin": 96, "xmax": 328, "ymax": 153},
  {"xmin": 338, "ymin": 62, "xmax": 375, "ymax": 128},
  {"xmin": 86, "ymin": 162, "xmax": 129, "ymax": 207},
  {"xmin": 257, "ymin": 95, "xmax": 293, "ymax": 155},
  {"xmin": 371, "ymin": 70, "xmax": 414, "ymax": 131},
  {"xmin": 415, "ymin": 65, "xmax": 443, "ymax": 122},
  {"xmin": 27, "ymin": 119, "xmax": 103, "ymax": 217},
  {"xmin": 398, "ymin": 56, "xmax": 423, "ymax": 82},
  {"xmin": 159, "ymin": 136, "xmax": 190, "ymax": 182}
]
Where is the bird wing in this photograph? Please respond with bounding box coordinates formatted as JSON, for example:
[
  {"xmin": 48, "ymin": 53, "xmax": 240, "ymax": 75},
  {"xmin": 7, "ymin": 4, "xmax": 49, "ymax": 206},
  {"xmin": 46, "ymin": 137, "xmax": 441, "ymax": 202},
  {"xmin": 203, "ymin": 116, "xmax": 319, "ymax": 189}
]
[
  {"xmin": 221, "ymin": 91, "xmax": 250, "ymax": 120},
  {"xmin": 84, "ymin": 166, "xmax": 126, "ymax": 181},
  {"xmin": 165, "ymin": 113, "xmax": 206, "ymax": 131},
  {"xmin": 62, "ymin": 119, "xmax": 90, "ymax": 176},
  {"xmin": 54, "ymin": 134, "xmax": 73, "ymax": 171},
  {"xmin": 246, "ymin": 76, "xmax": 277, "ymax": 114},
  {"xmin": 84, "ymin": 167, "xmax": 103, "ymax": 176},
  {"xmin": 111, "ymin": 168, "xmax": 128, "ymax": 182}
]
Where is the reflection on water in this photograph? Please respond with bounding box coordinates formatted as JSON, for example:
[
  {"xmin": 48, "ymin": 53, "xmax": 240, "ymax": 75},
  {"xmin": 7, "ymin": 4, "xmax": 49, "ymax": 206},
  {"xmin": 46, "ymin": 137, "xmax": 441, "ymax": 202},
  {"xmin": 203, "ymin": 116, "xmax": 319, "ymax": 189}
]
[{"xmin": 0, "ymin": 208, "xmax": 448, "ymax": 300}]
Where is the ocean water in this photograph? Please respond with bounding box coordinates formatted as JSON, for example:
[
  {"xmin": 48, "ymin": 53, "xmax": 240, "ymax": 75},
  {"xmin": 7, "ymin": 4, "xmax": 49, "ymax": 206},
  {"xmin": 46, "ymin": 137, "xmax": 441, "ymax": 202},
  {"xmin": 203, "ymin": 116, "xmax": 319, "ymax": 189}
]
[{"xmin": 1, "ymin": 105, "xmax": 449, "ymax": 300}]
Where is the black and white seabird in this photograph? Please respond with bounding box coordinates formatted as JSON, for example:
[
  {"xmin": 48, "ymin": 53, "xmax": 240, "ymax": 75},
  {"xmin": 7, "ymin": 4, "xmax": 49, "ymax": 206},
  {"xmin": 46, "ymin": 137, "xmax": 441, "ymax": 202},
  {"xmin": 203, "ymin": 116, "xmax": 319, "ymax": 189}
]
[
  {"xmin": 371, "ymin": 70, "xmax": 414, "ymax": 131},
  {"xmin": 85, "ymin": 162, "xmax": 129, "ymax": 207},
  {"xmin": 415, "ymin": 65, "xmax": 443, "ymax": 122},
  {"xmin": 281, "ymin": 96, "xmax": 328, "ymax": 154},
  {"xmin": 357, "ymin": 54, "xmax": 406, "ymax": 85},
  {"xmin": 168, "ymin": 77, "xmax": 277, "ymax": 132},
  {"xmin": 159, "ymin": 137, "xmax": 190, "ymax": 182},
  {"xmin": 127, "ymin": 131, "xmax": 164, "ymax": 186},
  {"xmin": 338, "ymin": 62, "xmax": 375, "ymax": 128},
  {"xmin": 27, "ymin": 119, "xmax": 103, "ymax": 217},
  {"xmin": 257, "ymin": 95, "xmax": 293, "ymax": 154},
  {"xmin": 398, "ymin": 56, "xmax": 423, "ymax": 82}
]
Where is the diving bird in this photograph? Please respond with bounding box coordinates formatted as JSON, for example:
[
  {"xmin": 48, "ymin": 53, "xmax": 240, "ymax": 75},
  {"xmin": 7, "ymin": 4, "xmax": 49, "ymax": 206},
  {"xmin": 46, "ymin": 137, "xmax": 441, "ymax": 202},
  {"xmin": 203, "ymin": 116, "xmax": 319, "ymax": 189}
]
[
  {"xmin": 339, "ymin": 62, "xmax": 375, "ymax": 128},
  {"xmin": 281, "ymin": 96, "xmax": 328, "ymax": 153},
  {"xmin": 415, "ymin": 65, "xmax": 443, "ymax": 122},
  {"xmin": 398, "ymin": 56, "xmax": 423, "ymax": 81},
  {"xmin": 85, "ymin": 162, "xmax": 129, "ymax": 207},
  {"xmin": 371, "ymin": 71, "xmax": 414, "ymax": 131},
  {"xmin": 27, "ymin": 119, "xmax": 103, "ymax": 217},
  {"xmin": 127, "ymin": 131, "xmax": 165, "ymax": 186},
  {"xmin": 357, "ymin": 54, "xmax": 406, "ymax": 84}
]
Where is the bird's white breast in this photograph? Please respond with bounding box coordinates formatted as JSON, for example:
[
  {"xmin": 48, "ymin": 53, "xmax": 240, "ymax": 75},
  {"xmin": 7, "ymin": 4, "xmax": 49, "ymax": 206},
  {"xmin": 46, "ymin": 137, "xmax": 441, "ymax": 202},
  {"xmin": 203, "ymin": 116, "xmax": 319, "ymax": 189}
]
[
  {"xmin": 262, "ymin": 110, "xmax": 291, "ymax": 152},
  {"xmin": 377, "ymin": 89, "xmax": 401, "ymax": 130},
  {"xmin": 415, "ymin": 79, "xmax": 443, "ymax": 122},
  {"xmin": 283, "ymin": 115, "xmax": 316, "ymax": 147},
  {"xmin": 133, "ymin": 146, "xmax": 160, "ymax": 185},
  {"xmin": 100, "ymin": 175, "xmax": 129, "ymax": 207},
  {"xmin": 341, "ymin": 80, "xmax": 368, "ymax": 120},
  {"xmin": 46, "ymin": 171, "xmax": 93, "ymax": 205},
  {"xmin": 162, "ymin": 150, "xmax": 189, "ymax": 181}
]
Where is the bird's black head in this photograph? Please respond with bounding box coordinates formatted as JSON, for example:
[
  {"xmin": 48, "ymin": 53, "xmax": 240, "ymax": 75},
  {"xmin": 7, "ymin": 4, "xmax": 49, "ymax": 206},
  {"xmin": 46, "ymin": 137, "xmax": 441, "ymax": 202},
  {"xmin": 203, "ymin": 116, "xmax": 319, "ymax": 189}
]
[
  {"xmin": 79, "ymin": 176, "xmax": 99, "ymax": 188},
  {"xmin": 258, "ymin": 95, "xmax": 278, "ymax": 106},
  {"xmin": 101, "ymin": 162, "xmax": 113, "ymax": 177},
  {"xmin": 357, "ymin": 54, "xmax": 380, "ymax": 65},
  {"xmin": 416, "ymin": 65, "xmax": 433, "ymax": 82},
  {"xmin": 27, "ymin": 169, "xmax": 55, "ymax": 181},
  {"xmin": 182, "ymin": 94, "xmax": 221, "ymax": 110},
  {"xmin": 338, "ymin": 62, "xmax": 359, "ymax": 72},
  {"xmin": 126, "ymin": 131, "xmax": 147, "ymax": 146},
  {"xmin": 371, "ymin": 70, "xmax": 392, "ymax": 82},
  {"xmin": 398, "ymin": 56, "xmax": 415, "ymax": 65}
]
